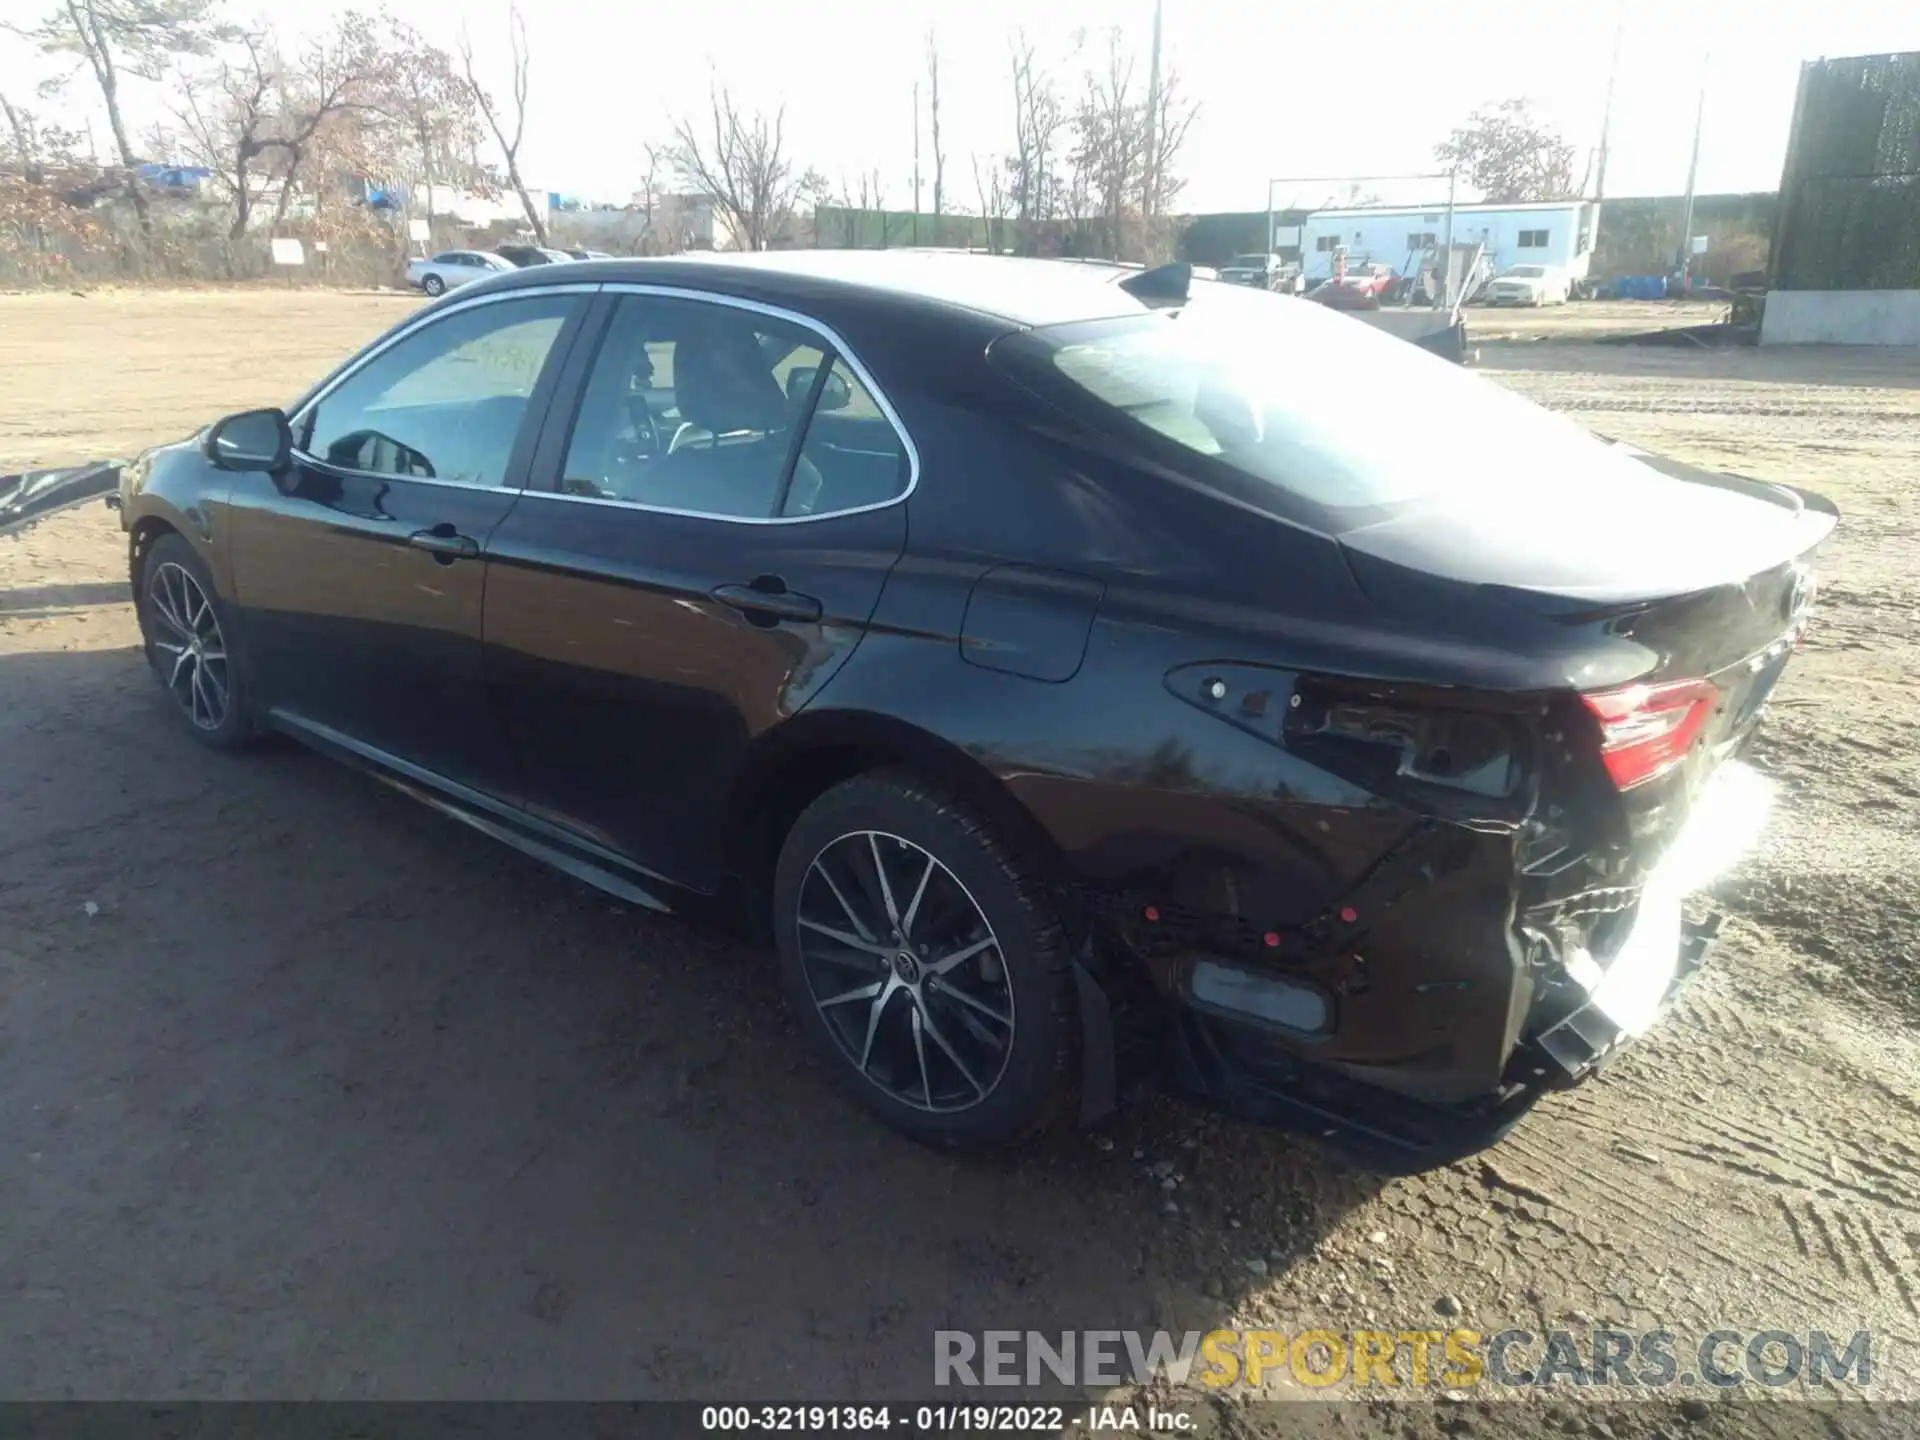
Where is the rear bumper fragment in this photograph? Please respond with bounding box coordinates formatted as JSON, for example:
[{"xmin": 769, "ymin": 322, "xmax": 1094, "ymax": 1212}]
[
  {"xmin": 1520, "ymin": 911, "xmax": 1721, "ymax": 1088},
  {"xmin": 1145, "ymin": 910, "xmax": 1724, "ymax": 1174}
]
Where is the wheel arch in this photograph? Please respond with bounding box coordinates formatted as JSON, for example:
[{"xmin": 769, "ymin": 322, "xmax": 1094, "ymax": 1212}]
[
  {"xmin": 722, "ymin": 710, "xmax": 1066, "ymax": 925},
  {"xmin": 128, "ymin": 512, "xmax": 183, "ymax": 587}
]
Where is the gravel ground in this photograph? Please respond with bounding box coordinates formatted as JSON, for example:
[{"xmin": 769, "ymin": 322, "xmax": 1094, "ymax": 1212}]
[{"xmin": 2, "ymin": 290, "xmax": 1917, "ymax": 1436}]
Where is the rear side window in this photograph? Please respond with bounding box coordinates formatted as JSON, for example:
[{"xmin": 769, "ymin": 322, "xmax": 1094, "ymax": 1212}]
[
  {"xmin": 785, "ymin": 359, "xmax": 909, "ymax": 517},
  {"xmin": 996, "ymin": 284, "xmax": 1654, "ymax": 527}
]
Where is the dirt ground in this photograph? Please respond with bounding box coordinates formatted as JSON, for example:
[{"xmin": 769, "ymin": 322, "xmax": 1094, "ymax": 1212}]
[{"xmin": 3, "ymin": 290, "xmax": 1919, "ymax": 1434}]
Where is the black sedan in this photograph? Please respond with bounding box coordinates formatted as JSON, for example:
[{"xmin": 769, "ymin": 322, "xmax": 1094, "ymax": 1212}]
[{"xmin": 75, "ymin": 252, "xmax": 1836, "ymax": 1168}]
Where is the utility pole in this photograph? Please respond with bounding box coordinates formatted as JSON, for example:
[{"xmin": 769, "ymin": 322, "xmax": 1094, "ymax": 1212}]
[
  {"xmin": 912, "ymin": 81, "xmax": 921, "ymax": 246},
  {"xmin": 1676, "ymin": 49, "xmax": 1710, "ymax": 292},
  {"xmin": 1594, "ymin": 1, "xmax": 1623, "ymax": 203},
  {"xmin": 1144, "ymin": 0, "xmax": 1164, "ymax": 220}
]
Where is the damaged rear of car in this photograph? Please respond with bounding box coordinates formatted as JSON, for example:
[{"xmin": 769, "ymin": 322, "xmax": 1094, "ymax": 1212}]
[{"xmin": 987, "ymin": 282, "xmax": 1833, "ymax": 1170}]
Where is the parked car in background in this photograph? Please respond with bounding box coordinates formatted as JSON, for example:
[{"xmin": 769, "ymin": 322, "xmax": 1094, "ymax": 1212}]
[
  {"xmin": 1220, "ymin": 253, "xmax": 1283, "ymax": 289},
  {"xmin": 1309, "ymin": 262, "xmax": 1396, "ymax": 309},
  {"xmin": 1486, "ymin": 264, "xmax": 1571, "ymax": 306},
  {"xmin": 97, "ymin": 252, "xmax": 1832, "ymax": 1171},
  {"xmin": 495, "ymin": 245, "xmax": 577, "ymax": 268},
  {"xmin": 564, "ymin": 248, "xmax": 614, "ymax": 261},
  {"xmin": 405, "ymin": 250, "xmax": 514, "ymax": 297}
]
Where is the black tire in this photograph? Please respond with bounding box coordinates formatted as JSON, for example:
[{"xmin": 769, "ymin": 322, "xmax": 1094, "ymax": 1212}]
[
  {"xmin": 422, "ymin": 273, "xmax": 446, "ymax": 296},
  {"xmin": 772, "ymin": 770, "xmax": 1078, "ymax": 1148},
  {"xmin": 136, "ymin": 532, "xmax": 254, "ymax": 751}
]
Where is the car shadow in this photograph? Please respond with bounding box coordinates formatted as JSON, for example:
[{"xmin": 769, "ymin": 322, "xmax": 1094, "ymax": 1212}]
[
  {"xmin": 0, "ymin": 642, "xmax": 1385, "ymax": 1401},
  {"xmin": 0, "ymin": 579, "xmax": 130, "ymax": 621}
]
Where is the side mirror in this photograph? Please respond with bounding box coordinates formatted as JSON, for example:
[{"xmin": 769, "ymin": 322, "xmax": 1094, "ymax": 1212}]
[
  {"xmin": 816, "ymin": 369, "xmax": 852, "ymax": 413},
  {"xmin": 204, "ymin": 407, "xmax": 291, "ymax": 472},
  {"xmin": 785, "ymin": 366, "xmax": 853, "ymax": 413}
]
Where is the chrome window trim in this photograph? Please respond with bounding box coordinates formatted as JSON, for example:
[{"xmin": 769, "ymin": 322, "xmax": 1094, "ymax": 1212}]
[
  {"xmin": 286, "ymin": 283, "xmax": 600, "ymax": 493},
  {"xmin": 527, "ymin": 281, "xmax": 921, "ymax": 526}
]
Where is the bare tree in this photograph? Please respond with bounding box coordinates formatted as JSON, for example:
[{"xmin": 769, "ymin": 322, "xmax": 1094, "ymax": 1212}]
[
  {"xmin": 630, "ymin": 140, "xmax": 666, "ymax": 251},
  {"xmin": 1007, "ymin": 32, "xmax": 1063, "ymax": 241},
  {"xmin": 1051, "ymin": 27, "xmax": 1198, "ymax": 261},
  {"xmin": 1139, "ymin": 64, "xmax": 1196, "ymax": 222},
  {"xmin": 1434, "ymin": 98, "xmax": 1576, "ymax": 203},
  {"xmin": 255, "ymin": 14, "xmax": 382, "ymax": 232},
  {"xmin": 926, "ymin": 30, "xmax": 944, "ymax": 238},
  {"xmin": 460, "ymin": 4, "xmax": 545, "ymax": 243},
  {"xmin": 1, "ymin": 93, "xmax": 50, "ymax": 185},
  {"xmin": 11, "ymin": 0, "xmax": 230, "ymax": 240},
  {"xmin": 664, "ymin": 85, "xmax": 806, "ymax": 251},
  {"xmin": 371, "ymin": 17, "xmax": 481, "ymax": 244},
  {"xmin": 1068, "ymin": 28, "xmax": 1141, "ymax": 257},
  {"xmin": 171, "ymin": 29, "xmax": 274, "ymax": 237},
  {"xmin": 972, "ymin": 152, "xmax": 1008, "ymax": 253}
]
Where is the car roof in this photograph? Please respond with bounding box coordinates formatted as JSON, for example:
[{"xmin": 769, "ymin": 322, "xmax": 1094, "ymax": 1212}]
[{"xmin": 468, "ymin": 248, "xmax": 1162, "ymax": 327}]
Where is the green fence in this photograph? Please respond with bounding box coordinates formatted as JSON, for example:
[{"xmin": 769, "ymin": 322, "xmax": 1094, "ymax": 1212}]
[
  {"xmin": 810, "ymin": 207, "xmax": 999, "ymax": 251},
  {"xmin": 1773, "ymin": 51, "xmax": 1920, "ymax": 290}
]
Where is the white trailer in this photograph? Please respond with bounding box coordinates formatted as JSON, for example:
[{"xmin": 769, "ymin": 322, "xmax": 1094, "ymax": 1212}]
[{"xmin": 1301, "ymin": 199, "xmax": 1598, "ymax": 286}]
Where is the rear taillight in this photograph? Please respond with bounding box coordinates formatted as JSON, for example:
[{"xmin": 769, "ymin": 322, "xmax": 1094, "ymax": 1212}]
[{"xmin": 1580, "ymin": 678, "xmax": 1716, "ymax": 790}]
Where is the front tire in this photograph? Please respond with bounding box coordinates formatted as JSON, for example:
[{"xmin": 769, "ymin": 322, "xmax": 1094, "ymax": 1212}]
[
  {"xmin": 137, "ymin": 533, "xmax": 253, "ymax": 751},
  {"xmin": 422, "ymin": 273, "xmax": 446, "ymax": 296},
  {"xmin": 772, "ymin": 771, "xmax": 1079, "ymax": 1148}
]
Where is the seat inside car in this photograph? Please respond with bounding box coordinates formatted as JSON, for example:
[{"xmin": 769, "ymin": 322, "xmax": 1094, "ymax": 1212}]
[{"xmin": 641, "ymin": 325, "xmax": 820, "ymax": 518}]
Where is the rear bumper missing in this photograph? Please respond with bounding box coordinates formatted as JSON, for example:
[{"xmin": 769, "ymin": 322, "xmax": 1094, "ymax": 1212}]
[
  {"xmin": 1146, "ymin": 910, "xmax": 1724, "ymax": 1175},
  {"xmin": 1519, "ymin": 910, "xmax": 1720, "ymax": 1087}
]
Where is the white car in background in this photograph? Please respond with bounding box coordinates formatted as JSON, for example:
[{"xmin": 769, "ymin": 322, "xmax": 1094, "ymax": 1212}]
[
  {"xmin": 1485, "ymin": 263, "xmax": 1572, "ymax": 306},
  {"xmin": 405, "ymin": 250, "xmax": 514, "ymax": 297}
]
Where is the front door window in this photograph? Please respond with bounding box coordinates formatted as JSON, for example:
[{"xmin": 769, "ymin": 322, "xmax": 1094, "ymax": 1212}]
[{"xmin": 298, "ymin": 294, "xmax": 574, "ymax": 487}]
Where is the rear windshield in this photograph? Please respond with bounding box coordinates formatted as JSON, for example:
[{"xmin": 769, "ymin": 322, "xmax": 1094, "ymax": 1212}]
[
  {"xmin": 1505, "ymin": 265, "xmax": 1547, "ymax": 278},
  {"xmin": 994, "ymin": 282, "xmax": 1645, "ymax": 529},
  {"xmin": 1229, "ymin": 255, "xmax": 1268, "ymax": 268}
]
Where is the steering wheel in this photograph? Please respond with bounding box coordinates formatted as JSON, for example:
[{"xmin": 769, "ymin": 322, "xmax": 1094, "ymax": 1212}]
[{"xmin": 605, "ymin": 393, "xmax": 664, "ymax": 476}]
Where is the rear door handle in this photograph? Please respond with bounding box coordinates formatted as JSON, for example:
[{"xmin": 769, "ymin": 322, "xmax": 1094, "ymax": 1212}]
[
  {"xmin": 711, "ymin": 580, "xmax": 823, "ymax": 625},
  {"xmin": 408, "ymin": 524, "xmax": 480, "ymax": 561}
]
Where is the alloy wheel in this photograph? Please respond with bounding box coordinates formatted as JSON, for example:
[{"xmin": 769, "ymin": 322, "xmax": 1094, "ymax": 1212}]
[
  {"xmin": 795, "ymin": 830, "xmax": 1015, "ymax": 1113},
  {"xmin": 147, "ymin": 561, "xmax": 230, "ymax": 732}
]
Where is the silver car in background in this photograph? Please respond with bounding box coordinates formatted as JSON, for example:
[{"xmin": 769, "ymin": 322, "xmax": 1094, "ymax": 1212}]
[{"xmin": 405, "ymin": 250, "xmax": 514, "ymax": 297}]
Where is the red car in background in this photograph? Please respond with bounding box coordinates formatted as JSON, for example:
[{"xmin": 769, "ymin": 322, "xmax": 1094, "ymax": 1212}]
[{"xmin": 1310, "ymin": 262, "xmax": 1396, "ymax": 309}]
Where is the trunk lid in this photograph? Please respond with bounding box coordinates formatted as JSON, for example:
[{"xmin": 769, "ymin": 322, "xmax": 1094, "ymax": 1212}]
[
  {"xmin": 1339, "ymin": 446, "xmax": 1834, "ymax": 708},
  {"xmin": 1338, "ymin": 446, "xmax": 1836, "ymax": 610}
]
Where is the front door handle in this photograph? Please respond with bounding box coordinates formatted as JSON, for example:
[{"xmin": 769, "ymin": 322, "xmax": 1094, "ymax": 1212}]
[
  {"xmin": 408, "ymin": 524, "xmax": 480, "ymax": 562},
  {"xmin": 712, "ymin": 580, "xmax": 823, "ymax": 625}
]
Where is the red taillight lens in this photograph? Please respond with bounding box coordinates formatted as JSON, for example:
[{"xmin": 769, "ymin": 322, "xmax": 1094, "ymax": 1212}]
[{"xmin": 1580, "ymin": 678, "xmax": 1716, "ymax": 789}]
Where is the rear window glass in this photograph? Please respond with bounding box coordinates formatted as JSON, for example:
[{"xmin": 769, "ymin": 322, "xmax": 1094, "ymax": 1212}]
[{"xmin": 997, "ymin": 283, "xmax": 1648, "ymax": 526}]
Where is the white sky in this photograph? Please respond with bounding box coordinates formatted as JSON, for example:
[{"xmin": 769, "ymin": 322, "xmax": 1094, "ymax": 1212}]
[{"xmin": 2, "ymin": 0, "xmax": 1913, "ymax": 210}]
